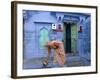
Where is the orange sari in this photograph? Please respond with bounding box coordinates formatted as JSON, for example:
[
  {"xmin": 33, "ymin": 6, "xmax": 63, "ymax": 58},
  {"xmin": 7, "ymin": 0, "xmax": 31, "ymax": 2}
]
[{"xmin": 45, "ymin": 41, "xmax": 65, "ymax": 67}]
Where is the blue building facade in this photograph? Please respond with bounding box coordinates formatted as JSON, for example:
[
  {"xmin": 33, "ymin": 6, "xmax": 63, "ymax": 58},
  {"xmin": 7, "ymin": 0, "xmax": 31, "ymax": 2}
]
[{"xmin": 23, "ymin": 10, "xmax": 91, "ymax": 62}]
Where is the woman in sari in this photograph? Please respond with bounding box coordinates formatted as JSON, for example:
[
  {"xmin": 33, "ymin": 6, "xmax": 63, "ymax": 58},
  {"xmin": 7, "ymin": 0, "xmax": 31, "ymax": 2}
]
[{"xmin": 44, "ymin": 40, "xmax": 66, "ymax": 67}]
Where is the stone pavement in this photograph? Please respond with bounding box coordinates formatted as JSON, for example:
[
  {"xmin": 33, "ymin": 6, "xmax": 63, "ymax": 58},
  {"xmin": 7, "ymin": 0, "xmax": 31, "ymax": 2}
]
[{"xmin": 23, "ymin": 54, "xmax": 90, "ymax": 69}]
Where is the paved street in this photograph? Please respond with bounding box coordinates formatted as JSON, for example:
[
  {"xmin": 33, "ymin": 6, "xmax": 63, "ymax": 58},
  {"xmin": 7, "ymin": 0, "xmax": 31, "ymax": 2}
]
[{"xmin": 23, "ymin": 54, "xmax": 90, "ymax": 69}]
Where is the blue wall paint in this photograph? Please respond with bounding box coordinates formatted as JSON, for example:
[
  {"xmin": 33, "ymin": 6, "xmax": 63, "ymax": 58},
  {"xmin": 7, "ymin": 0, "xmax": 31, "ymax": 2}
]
[
  {"xmin": 23, "ymin": 11, "xmax": 91, "ymax": 61},
  {"xmin": 78, "ymin": 17, "xmax": 91, "ymax": 60}
]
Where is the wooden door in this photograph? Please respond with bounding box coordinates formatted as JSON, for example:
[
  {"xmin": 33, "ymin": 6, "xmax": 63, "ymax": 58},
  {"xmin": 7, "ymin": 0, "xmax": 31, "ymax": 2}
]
[{"xmin": 71, "ymin": 23, "xmax": 77, "ymax": 53}]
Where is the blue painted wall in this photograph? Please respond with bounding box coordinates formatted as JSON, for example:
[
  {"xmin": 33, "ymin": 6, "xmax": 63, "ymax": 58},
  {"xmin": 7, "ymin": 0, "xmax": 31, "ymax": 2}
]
[
  {"xmin": 78, "ymin": 17, "xmax": 91, "ymax": 60},
  {"xmin": 23, "ymin": 10, "xmax": 91, "ymax": 61}
]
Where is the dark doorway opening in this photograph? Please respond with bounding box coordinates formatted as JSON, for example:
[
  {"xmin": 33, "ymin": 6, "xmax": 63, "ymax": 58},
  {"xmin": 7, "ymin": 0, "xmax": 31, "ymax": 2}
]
[
  {"xmin": 64, "ymin": 22, "xmax": 71, "ymax": 53},
  {"xmin": 63, "ymin": 22, "xmax": 77, "ymax": 54}
]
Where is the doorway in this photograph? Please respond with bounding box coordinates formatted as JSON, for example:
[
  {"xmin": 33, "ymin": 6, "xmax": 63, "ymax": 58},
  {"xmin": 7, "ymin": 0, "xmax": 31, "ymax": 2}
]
[{"xmin": 63, "ymin": 22, "xmax": 77, "ymax": 54}]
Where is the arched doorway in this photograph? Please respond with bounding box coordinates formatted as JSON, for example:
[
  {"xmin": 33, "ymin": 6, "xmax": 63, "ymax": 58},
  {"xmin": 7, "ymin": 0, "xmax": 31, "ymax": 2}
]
[{"xmin": 39, "ymin": 27, "xmax": 49, "ymax": 49}]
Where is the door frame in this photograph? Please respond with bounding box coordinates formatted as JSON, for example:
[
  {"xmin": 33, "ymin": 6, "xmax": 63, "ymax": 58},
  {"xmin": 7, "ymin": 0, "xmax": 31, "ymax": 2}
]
[{"xmin": 63, "ymin": 21, "xmax": 78, "ymax": 54}]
